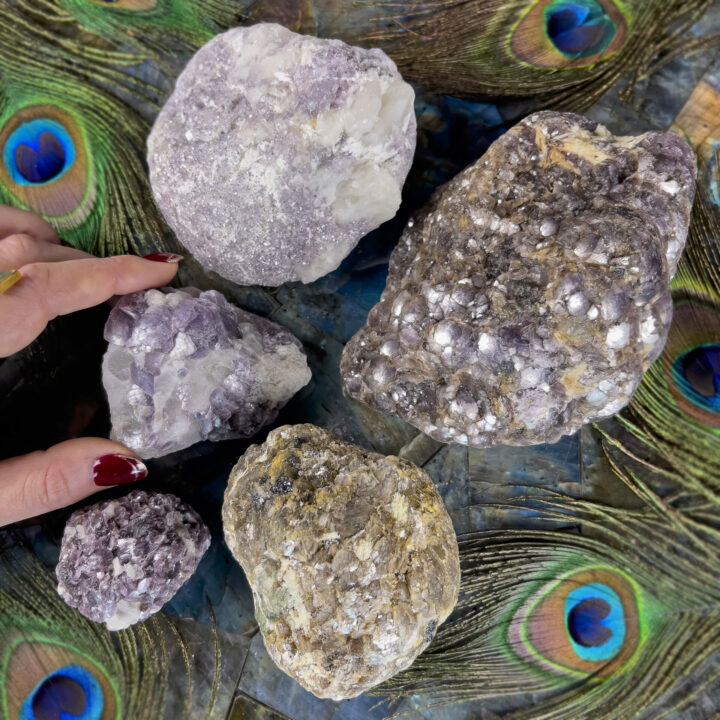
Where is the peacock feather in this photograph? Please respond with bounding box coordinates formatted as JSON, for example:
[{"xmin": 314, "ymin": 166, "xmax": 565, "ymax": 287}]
[
  {"xmin": 0, "ymin": 539, "xmax": 222, "ymax": 720},
  {"xmin": 0, "ymin": 2, "xmax": 172, "ymax": 256},
  {"xmin": 377, "ymin": 489, "xmax": 720, "ymax": 718},
  {"xmin": 599, "ymin": 63, "xmax": 720, "ymax": 518},
  {"xmin": 51, "ymin": 0, "xmax": 245, "ymax": 69},
  {"xmin": 249, "ymin": 0, "xmax": 720, "ymax": 108}
]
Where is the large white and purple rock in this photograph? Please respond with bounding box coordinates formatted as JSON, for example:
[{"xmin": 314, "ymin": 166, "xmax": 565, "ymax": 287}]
[
  {"xmin": 102, "ymin": 287, "xmax": 311, "ymax": 459},
  {"xmin": 56, "ymin": 490, "xmax": 210, "ymax": 631},
  {"xmin": 147, "ymin": 23, "xmax": 416, "ymax": 286}
]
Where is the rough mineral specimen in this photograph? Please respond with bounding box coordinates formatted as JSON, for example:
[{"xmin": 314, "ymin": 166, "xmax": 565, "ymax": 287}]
[
  {"xmin": 103, "ymin": 287, "xmax": 311, "ymax": 459},
  {"xmin": 222, "ymin": 424, "xmax": 460, "ymax": 700},
  {"xmin": 341, "ymin": 111, "xmax": 697, "ymax": 447},
  {"xmin": 56, "ymin": 490, "xmax": 210, "ymax": 630},
  {"xmin": 148, "ymin": 23, "xmax": 416, "ymax": 286}
]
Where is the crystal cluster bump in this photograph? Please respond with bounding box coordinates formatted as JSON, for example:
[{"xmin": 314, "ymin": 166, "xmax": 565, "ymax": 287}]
[
  {"xmin": 148, "ymin": 23, "xmax": 416, "ymax": 286},
  {"xmin": 222, "ymin": 424, "xmax": 460, "ymax": 700},
  {"xmin": 56, "ymin": 490, "xmax": 210, "ymax": 630},
  {"xmin": 103, "ymin": 287, "xmax": 311, "ymax": 459},
  {"xmin": 341, "ymin": 111, "xmax": 697, "ymax": 447}
]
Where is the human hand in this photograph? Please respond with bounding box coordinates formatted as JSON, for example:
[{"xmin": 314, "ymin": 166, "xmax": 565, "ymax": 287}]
[{"xmin": 0, "ymin": 204, "xmax": 182, "ymax": 526}]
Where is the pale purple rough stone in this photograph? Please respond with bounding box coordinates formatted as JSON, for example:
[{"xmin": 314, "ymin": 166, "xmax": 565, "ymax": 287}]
[
  {"xmin": 102, "ymin": 287, "xmax": 311, "ymax": 459},
  {"xmin": 56, "ymin": 490, "xmax": 210, "ymax": 630},
  {"xmin": 147, "ymin": 23, "xmax": 417, "ymax": 286}
]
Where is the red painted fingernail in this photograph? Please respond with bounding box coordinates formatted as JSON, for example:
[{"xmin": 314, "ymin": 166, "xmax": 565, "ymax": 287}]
[
  {"xmin": 143, "ymin": 253, "xmax": 184, "ymax": 263},
  {"xmin": 93, "ymin": 454, "xmax": 148, "ymax": 487}
]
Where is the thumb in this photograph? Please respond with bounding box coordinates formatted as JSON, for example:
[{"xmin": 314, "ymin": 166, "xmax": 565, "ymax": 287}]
[{"xmin": 0, "ymin": 438, "xmax": 148, "ymax": 527}]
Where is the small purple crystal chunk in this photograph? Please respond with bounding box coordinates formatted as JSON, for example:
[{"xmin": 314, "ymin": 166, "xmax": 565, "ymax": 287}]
[
  {"xmin": 56, "ymin": 490, "xmax": 210, "ymax": 630},
  {"xmin": 102, "ymin": 287, "xmax": 311, "ymax": 459}
]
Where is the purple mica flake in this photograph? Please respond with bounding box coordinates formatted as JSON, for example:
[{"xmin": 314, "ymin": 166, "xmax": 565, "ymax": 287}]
[{"xmin": 56, "ymin": 490, "xmax": 210, "ymax": 631}]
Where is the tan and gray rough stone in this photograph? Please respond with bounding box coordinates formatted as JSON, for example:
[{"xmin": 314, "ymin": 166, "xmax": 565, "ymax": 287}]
[
  {"xmin": 222, "ymin": 424, "xmax": 460, "ymax": 700},
  {"xmin": 341, "ymin": 111, "xmax": 697, "ymax": 447}
]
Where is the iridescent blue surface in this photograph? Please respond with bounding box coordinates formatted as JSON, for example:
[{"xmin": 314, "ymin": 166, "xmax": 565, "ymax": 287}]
[
  {"xmin": 3, "ymin": 118, "xmax": 76, "ymax": 185},
  {"xmin": 545, "ymin": 0, "xmax": 617, "ymax": 58},
  {"xmin": 673, "ymin": 343, "xmax": 720, "ymax": 413},
  {"xmin": 20, "ymin": 665, "xmax": 103, "ymax": 720},
  {"xmin": 565, "ymin": 583, "xmax": 626, "ymax": 661}
]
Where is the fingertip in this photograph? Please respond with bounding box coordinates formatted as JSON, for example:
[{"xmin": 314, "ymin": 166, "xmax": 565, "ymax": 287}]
[
  {"xmin": 93, "ymin": 453, "xmax": 148, "ymax": 487},
  {"xmin": 0, "ymin": 438, "xmax": 149, "ymax": 527},
  {"xmin": 143, "ymin": 253, "xmax": 184, "ymax": 264}
]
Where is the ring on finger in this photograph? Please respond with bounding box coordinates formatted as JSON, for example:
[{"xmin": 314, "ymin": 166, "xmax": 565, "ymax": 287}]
[{"xmin": 0, "ymin": 270, "xmax": 22, "ymax": 294}]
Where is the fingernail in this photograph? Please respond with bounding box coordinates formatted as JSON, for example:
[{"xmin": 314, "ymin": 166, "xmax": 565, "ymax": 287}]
[
  {"xmin": 143, "ymin": 253, "xmax": 184, "ymax": 263},
  {"xmin": 93, "ymin": 454, "xmax": 148, "ymax": 487}
]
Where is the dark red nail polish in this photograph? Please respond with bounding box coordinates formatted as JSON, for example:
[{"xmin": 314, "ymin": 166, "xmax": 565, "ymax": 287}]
[
  {"xmin": 143, "ymin": 252, "xmax": 184, "ymax": 263},
  {"xmin": 93, "ymin": 454, "xmax": 148, "ymax": 487}
]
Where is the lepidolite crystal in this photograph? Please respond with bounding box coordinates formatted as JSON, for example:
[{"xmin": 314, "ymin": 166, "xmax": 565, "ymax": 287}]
[
  {"xmin": 148, "ymin": 23, "xmax": 416, "ymax": 286},
  {"xmin": 103, "ymin": 287, "xmax": 311, "ymax": 459},
  {"xmin": 57, "ymin": 490, "xmax": 210, "ymax": 630},
  {"xmin": 222, "ymin": 424, "xmax": 460, "ymax": 700},
  {"xmin": 342, "ymin": 111, "xmax": 697, "ymax": 447}
]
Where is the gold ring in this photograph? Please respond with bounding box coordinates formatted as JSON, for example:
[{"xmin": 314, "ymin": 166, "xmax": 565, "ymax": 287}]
[{"xmin": 0, "ymin": 270, "xmax": 21, "ymax": 294}]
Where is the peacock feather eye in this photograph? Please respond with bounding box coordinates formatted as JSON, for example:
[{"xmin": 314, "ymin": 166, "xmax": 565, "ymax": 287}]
[
  {"xmin": 20, "ymin": 665, "xmax": 104, "ymax": 720},
  {"xmin": 3, "ymin": 640, "xmax": 118, "ymax": 720},
  {"xmin": 509, "ymin": 0, "xmax": 629, "ymax": 69},
  {"xmin": 0, "ymin": 105, "xmax": 96, "ymax": 228},
  {"xmin": 544, "ymin": 0, "xmax": 618, "ymax": 58},
  {"xmin": 662, "ymin": 296, "xmax": 720, "ymax": 428},
  {"xmin": 4, "ymin": 119, "xmax": 75, "ymax": 186},
  {"xmin": 564, "ymin": 583, "xmax": 626, "ymax": 661},
  {"xmin": 674, "ymin": 344, "xmax": 720, "ymax": 410},
  {"xmin": 510, "ymin": 567, "xmax": 641, "ymax": 678}
]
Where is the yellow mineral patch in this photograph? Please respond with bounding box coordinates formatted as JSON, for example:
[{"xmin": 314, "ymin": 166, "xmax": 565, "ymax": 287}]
[
  {"xmin": 559, "ymin": 136, "xmax": 613, "ymax": 165},
  {"xmin": 390, "ymin": 492, "xmax": 409, "ymax": 523},
  {"xmin": 559, "ymin": 361, "xmax": 590, "ymax": 399},
  {"xmin": 354, "ymin": 538, "xmax": 373, "ymax": 561},
  {"xmin": 533, "ymin": 126, "xmax": 613, "ymax": 174}
]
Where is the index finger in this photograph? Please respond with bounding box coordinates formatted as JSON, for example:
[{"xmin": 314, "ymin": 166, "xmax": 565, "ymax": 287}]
[
  {"xmin": 0, "ymin": 254, "xmax": 180, "ymax": 357},
  {"xmin": 0, "ymin": 204, "xmax": 60, "ymax": 245}
]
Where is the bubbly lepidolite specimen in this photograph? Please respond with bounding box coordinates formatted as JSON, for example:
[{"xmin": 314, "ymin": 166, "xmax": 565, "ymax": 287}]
[
  {"xmin": 341, "ymin": 111, "xmax": 697, "ymax": 447},
  {"xmin": 222, "ymin": 424, "xmax": 460, "ymax": 700},
  {"xmin": 148, "ymin": 23, "xmax": 416, "ymax": 286},
  {"xmin": 57, "ymin": 490, "xmax": 210, "ymax": 630},
  {"xmin": 103, "ymin": 287, "xmax": 311, "ymax": 459}
]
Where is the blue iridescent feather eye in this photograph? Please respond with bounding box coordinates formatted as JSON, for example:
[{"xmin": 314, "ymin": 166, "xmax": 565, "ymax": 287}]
[
  {"xmin": 673, "ymin": 344, "xmax": 720, "ymax": 413},
  {"xmin": 565, "ymin": 583, "xmax": 626, "ymax": 662},
  {"xmin": 511, "ymin": 567, "xmax": 640, "ymax": 678},
  {"xmin": 20, "ymin": 664, "xmax": 104, "ymax": 720},
  {"xmin": 3, "ymin": 118, "xmax": 76, "ymax": 186},
  {"xmin": 544, "ymin": 0, "xmax": 617, "ymax": 58}
]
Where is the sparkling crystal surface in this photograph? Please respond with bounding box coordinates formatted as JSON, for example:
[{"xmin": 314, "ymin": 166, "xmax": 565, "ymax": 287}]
[
  {"xmin": 103, "ymin": 287, "xmax": 311, "ymax": 459},
  {"xmin": 148, "ymin": 23, "xmax": 416, "ymax": 286},
  {"xmin": 341, "ymin": 111, "xmax": 697, "ymax": 447},
  {"xmin": 56, "ymin": 490, "xmax": 210, "ymax": 630},
  {"xmin": 222, "ymin": 424, "xmax": 460, "ymax": 700}
]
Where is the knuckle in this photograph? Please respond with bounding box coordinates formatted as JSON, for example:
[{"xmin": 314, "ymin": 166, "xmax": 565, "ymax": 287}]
[
  {"xmin": 0, "ymin": 233, "xmax": 37, "ymax": 268},
  {"xmin": 34, "ymin": 456, "xmax": 73, "ymax": 512},
  {"xmin": 20, "ymin": 262, "xmax": 55, "ymax": 322}
]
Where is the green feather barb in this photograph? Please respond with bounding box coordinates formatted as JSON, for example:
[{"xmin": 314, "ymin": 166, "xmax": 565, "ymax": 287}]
[
  {"xmin": 377, "ymin": 491, "xmax": 720, "ymax": 718},
  {"xmin": 0, "ymin": 541, "xmax": 222, "ymax": 720}
]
